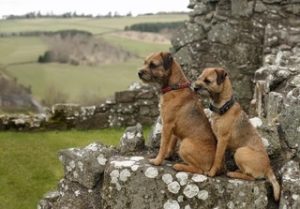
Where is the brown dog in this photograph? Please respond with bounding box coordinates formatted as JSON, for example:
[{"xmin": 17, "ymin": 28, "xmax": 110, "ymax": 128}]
[
  {"xmin": 138, "ymin": 52, "xmax": 216, "ymax": 173},
  {"xmin": 194, "ymin": 67, "xmax": 280, "ymax": 201}
]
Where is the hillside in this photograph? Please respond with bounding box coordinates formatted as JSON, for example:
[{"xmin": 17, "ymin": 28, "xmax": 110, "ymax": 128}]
[
  {"xmin": 0, "ymin": 14, "xmax": 188, "ymax": 108},
  {"xmin": 0, "ymin": 70, "xmax": 41, "ymax": 112}
]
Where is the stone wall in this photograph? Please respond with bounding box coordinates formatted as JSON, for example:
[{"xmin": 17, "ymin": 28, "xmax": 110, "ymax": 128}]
[
  {"xmin": 172, "ymin": 0, "xmax": 300, "ymax": 111},
  {"xmin": 38, "ymin": 124, "xmax": 300, "ymax": 209},
  {"xmin": 172, "ymin": 0, "xmax": 300, "ymax": 160},
  {"xmin": 0, "ymin": 83, "xmax": 159, "ymax": 130}
]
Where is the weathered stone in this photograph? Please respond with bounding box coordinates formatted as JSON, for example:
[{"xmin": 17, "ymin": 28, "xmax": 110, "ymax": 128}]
[
  {"xmin": 279, "ymin": 161, "xmax": 300, "ymax": 209},
  {"xmin": 147, "ymin": 116, "xmax": 162, "ymax": 149},
  {"xmin": 255, "ymin": 1, "xmax": 268, "ymax": 13},
  {"xmin": 59, "ymin": 142, "xmax": 117, "ymax": 189},
  {"xmin": 231, "ymin": 0, "xmax": 253, "ymax": 17},
  {"xmin": 208, "ymin": 22, "xmax": 236, "ymax": 45},
  {"xmin": 119, "ymin": 123, "xmax": 145, "ymax": 153},
  {"xmin": 115, "ymin": 90, "xmax": 137, "ymax": 103},
  {"xmin": 254, "ymin": 119, "xmax": 282, "ymax": 159},
  {"xmin": 266, "ymin": 92, "xmax": 283, "ymax": 126},
  {"xmin": 102, "ymin": 156, "xmax": 269, "ymax": 209},
  {"xmin": 286, "ymin": 87, "xmax": 300, "ymax": 105},
  {"xmin": 38, "ymin": 191, "xmax": 60, "ymax": 209},
  {"xmin": 75, "ymin": 112, "xmax": 109, "ymax": 129},
  {"xmin": 52, "ymin": 178, "xmax": 102, "ymax": 209},
  {"xmin": 262, "ymin": 0, "xmax": 283, "ymax": 4},
  {"xmin": 279, "ymin": 104, "xmax": 300, "ymax": 158},
  {"xmin": 136, "ymin": 90, "xmax": 155, "ymax": 99},
  {"xmin": 51, "ymin": 103, "xmax": 81, "ymax": 119}
]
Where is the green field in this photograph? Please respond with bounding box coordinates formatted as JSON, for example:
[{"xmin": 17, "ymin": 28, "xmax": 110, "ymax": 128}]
[
  {"xmin": 0, "ymin": 128, "xmax": 151, "ymax": 209},
  {"xmin": 0, "ymin": 15, "xmax": 187, "ymax": 105},
  {"xmin": 0, "ymin": 15, "xmax": 187, "ymax": 34}
]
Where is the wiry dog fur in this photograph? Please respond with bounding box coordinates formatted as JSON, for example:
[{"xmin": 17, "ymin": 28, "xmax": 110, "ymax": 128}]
[
  {"xmin": 138, "ymin": 52, "xmax": 216, "ymax": 173},
  {"xmin": 194, "ymin": 67, "xmax": 280, "ymax": 201}
]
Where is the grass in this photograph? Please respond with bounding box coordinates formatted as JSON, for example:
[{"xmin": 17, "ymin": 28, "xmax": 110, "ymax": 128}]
[
  {"xmin": 0, "ymin": 127, "xmax": 151, "ymax": 209},
  {"xmin": 5, "ymin": 60, "xmax": 142, "ymax": 102},
  {"xmin": 0, "ymin": 37, "xmax": 47, "ymax": 65},
  {"xmin": 0, "ymin": 15, "xmax": 187, "ymax": 34},
  {"xmin": 101, "ymin": 34, "xmax": 170, "ymax": 58}
]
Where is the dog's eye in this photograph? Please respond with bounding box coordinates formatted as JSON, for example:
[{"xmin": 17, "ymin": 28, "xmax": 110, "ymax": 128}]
[
  {"xmin": 149, "ymin": 62, "xmax": 157, "ymax": 69},
  {"xmin": 204, "ymin": 79, "xmax": 211, "ymax": 84}
]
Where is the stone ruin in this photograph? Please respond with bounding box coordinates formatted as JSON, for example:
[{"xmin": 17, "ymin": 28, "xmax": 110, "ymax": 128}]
[
  {"xmin": 1, "ymin": 0, "xmax": 298, "ymax": 208},
  {"xmin": 0, "ymin": 82, "xmax": 159, "ymax": 131},
  {"xmin": 38, "ymin": 120, "xmax": 300, "ymax": 209}
]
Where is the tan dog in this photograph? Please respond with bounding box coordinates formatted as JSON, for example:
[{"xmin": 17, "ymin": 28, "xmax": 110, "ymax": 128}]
[
  {"xmin": 194, "ymin": 67, "xmax": 280, "ymax": 201},
  {"xmin": 138, "ymin": 52, "xmax": 216, "ymax": 173}
]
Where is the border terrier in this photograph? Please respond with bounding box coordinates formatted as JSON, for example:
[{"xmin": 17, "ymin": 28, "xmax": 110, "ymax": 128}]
[
  {"xmin": 194, "ymin": 67, "xmax": 280, "ymax": 201},
  {"xmin": 138, "ymin": 52, "xmax": 216, "ymax": 173}
]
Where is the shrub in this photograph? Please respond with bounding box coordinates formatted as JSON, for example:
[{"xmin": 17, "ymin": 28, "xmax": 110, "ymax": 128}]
[{"xmin": 125, "ymin": 21, "xmax": 184, "ymax": 33}]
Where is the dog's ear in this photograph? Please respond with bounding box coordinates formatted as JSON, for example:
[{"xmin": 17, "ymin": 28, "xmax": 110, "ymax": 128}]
[
  {"xmin": 215, "ymin": 68, "xmax": 227, "ymax": 85},
  {"xmin": 161, "ymin": 52, "xmax": 173, "ymax": 70}
]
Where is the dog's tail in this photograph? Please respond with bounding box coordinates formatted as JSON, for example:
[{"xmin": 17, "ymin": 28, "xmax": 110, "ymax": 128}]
[{"xmin": 266, "ymin": 167, "xmax": 280, "ymax": 201}]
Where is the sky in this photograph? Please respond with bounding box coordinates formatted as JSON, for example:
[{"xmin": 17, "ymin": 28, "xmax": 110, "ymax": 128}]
[{"xmin": 0, "ymin": 0, "xmax": 190, "ymax": 17}]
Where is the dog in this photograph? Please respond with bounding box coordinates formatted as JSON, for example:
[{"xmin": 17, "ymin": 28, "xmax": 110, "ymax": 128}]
[
  {"xmin": 194, "ymin": 67, "xmax": 280, "ymax": 201},
  {"xmin": 138, "ymin": 52, "xmax": 216, "ymax": 174}
]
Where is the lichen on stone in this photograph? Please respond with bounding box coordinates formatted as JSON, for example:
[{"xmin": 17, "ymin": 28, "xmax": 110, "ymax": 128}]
[
  {"xmin": 162, "ymin": 173, "xmax": 173, "ymax": 184},
  {"xmin": 191, "ymin": 174, "xmax": 207, "ymax": 183},
  {"xmin": 163, "ymin": 199, "xmax": 180, "ymax": 209},
  {"xmin": 176, "ymin": 172, "xmax": 189, "ymax": 186},
  {"xmin": 197, "ymin": 190, "xmax": 209, "ymax": 200},
  {"xmin": 119, "ymin": 169, "xmax": 131, "ymax": 182},
  {"xmin": 167, "ymin": 181, "xmax": 181, "ymax": 194},
  {"xmin": 144, "ymin": 167, "xmax": 159, "ymax": 178},
  {"xmin": 183, "ymin": 184, "xmax": 199, "ymax": 198},
  {"xmin": 96, "ymin": 154, "xmax": 107, "ymax": 165}
]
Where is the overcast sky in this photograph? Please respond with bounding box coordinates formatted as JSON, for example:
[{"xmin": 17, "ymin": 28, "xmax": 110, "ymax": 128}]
[{"xmin": 0, "ymin": 0, "xmax": 190, "ymax": 17}]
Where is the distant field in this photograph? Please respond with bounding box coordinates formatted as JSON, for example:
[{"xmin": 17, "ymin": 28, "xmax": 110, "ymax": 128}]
[
  {"xmin": 0, "ymin": 37, "xmax": 47, "ymax": 64},
  {"xmin": 0, "ymin": 15, "xmax": 187, "ymax": 34},
  {"xmin": 6, "ymin": 60, "xmax": 142, "ymax": 102},
  {"xmin": 0, "ymin": 127, "xmax": 151, "ymax": 209},
  {"xmin": 0, "ymin": 15, "xmax": 187, "ymax": 105}
]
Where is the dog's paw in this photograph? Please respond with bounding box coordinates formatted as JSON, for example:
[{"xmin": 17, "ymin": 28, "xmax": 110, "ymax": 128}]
[
  {"xmin": 149, "ymin": 158, "xmax": 162, "ymax": 166},
  {"xmin": 208, "ymin": 167, "xmax": 218, "ymax": 177}
]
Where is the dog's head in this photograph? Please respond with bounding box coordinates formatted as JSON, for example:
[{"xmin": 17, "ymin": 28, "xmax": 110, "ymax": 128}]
[
  {"xmin": 194, "ymin": 67, "xmax": 228, "ymax": 96},
  {"xmin": 138, "ymin": 52, "xmax": 173, "ymax": 85}
]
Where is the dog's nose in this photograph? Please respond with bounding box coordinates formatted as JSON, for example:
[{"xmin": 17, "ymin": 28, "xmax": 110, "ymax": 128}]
[
  {"xmin": 138, "ymin": 71, "xmax": 144, "ymax": 78},
  {"xmin": 193, "ymin": 83, "xmax": 202, "ymax": 92},
  {"xmin": 193, "ymin": 86, "xmax": 200, "ymax": 92}
]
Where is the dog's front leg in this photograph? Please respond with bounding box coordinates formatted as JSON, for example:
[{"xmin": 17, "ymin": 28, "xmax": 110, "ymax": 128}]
[
  {"xmin": 149, "ymin": 124, "xmax": 173, "ymax": 166},
  {"xmin": 208, "ymin": 135, "xmax": 229, "ymax": 177}
]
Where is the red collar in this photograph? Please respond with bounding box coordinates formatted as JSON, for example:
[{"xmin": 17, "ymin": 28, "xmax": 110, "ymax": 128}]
[{"xmin": 161, "ymin": 82, "xmax": 191, "ymax": 94}]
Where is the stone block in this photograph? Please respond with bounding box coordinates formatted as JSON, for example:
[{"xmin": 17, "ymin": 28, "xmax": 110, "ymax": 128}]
[
  {"xmin": 59, "ymin": 142, "xmax": 117, "ymax": 189},
  {"xmin": 119, "ymin": 123, "xmax": 145, "ymax": 153},
  {"xmin": 279, "ymin": 161, "xmax": 300, "ymax": 209},
  {"xmin": 102, "ymin": 156, "xmax": 269, "ymax": 209},
  {"xmin": 115, "ymin": 91, "xmax": 137, "ymax": 103}
]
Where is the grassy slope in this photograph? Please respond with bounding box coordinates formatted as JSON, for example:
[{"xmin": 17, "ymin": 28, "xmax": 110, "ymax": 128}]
[
  {"xmin": 0, "ymin": 37, "xmax": 47, "ymax": 65},
  {"xmin": 0, "ymin": 128, "xmax": 150, "ymax": 209}
]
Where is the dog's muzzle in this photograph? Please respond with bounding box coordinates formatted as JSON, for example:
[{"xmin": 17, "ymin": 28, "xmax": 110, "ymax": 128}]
[
  {"xmin": 193, "ymin": 84, "xmax": 203, "ymax": 92},
  {"xmin": 138, "ymin": 70, "xmax": 144, "ymax": 79}
]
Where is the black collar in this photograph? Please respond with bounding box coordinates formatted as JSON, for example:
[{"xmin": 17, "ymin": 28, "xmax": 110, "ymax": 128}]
[{"xmin": 209, "ymin": 96, "xmax": 235, "ymax": 115}]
